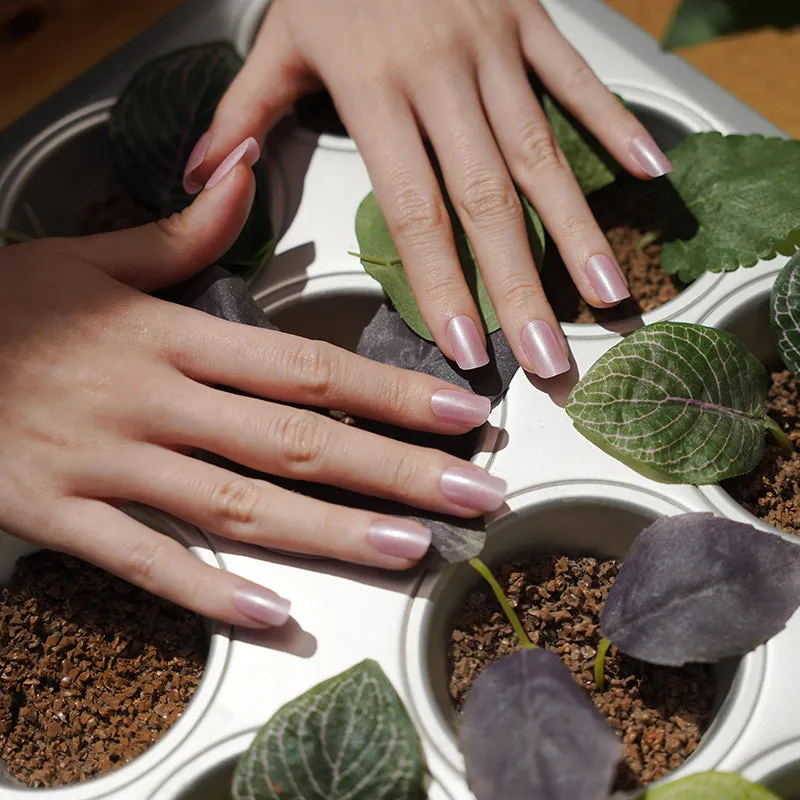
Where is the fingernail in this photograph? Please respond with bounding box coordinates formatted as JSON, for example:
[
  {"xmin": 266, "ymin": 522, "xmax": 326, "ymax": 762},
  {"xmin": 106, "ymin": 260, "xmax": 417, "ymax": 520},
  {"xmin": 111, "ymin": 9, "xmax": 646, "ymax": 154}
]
[
  {"xmin": 521, "ymin": 320, "xmax": 570, "ymax": 379},
  {"xmin": 630, "ymin": 135, "xmax": 672, "ymax": 178},
  {"xmin": 233, "ymin": 585, "xmax": 291, "ymax": 627},
  {"xmin": 204, "ymin": 137, "xmax": 261, "ymax": 191},
  {"xmin": 441, "ymin": 466, "xmax": 506, "ymax": 512},
  {"xmin": 182, "ymin": 131, "xmax": 212, "ymax": 194},
  {"xmin": 586, "ymin": 254, "xmax": 631, "ymax": 304},
  {"xmin": 431, "ymin": 390, "xmax": 491, "ymax": 427},
  {"xmin": 368, "ymin": 519, "xmax": 432, "ymax": 560},
  {"xmin": 447, "ymin": 316, "xmax": 490, "ymax": 371}
]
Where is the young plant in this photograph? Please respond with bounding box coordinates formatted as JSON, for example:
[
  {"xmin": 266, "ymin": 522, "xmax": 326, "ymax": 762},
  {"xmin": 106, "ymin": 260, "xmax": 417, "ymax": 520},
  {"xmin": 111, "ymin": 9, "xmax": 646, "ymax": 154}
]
[{"xmin": 230, "ymin": 513, "xmax": 800, "ymax": 800}]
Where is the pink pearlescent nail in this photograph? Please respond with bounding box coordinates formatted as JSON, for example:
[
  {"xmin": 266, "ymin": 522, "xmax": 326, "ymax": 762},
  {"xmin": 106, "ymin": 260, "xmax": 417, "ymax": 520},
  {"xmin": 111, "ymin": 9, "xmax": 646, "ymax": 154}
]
[
  {"xmin": 431, "ymin": 390, "xmax": 491, "ymax": 427},
  {"xmin": 630, "ymin": 136, "xmax": 673, "ymax": 178},
  {"xmin": 233, "ymin": 585, "xmax": 291, "ymax": 627},
  {"xmin": 446, "ymin": 316, "xmax": 490, "ymax": 371},
  {"xmin": 182, "ymin": 131, "xmax": 212, "ymax": 194},
  {"xmin": 586, "ymin": 255, "xmax": 631, "ymax": 304},
  {"xmin": 204, "ymin": 137, "xmax": 261, "ymax": 191},
  {"xmin": 521, "ymin": 321, "xmax": 570, "ymax": 379},
  {"xmin": 368, "ymin": 519, "xmax": 432, "ymax": 560},
  {"xmin": 441, "ymin": 466, "xmax": 506, "ymax": 512}
]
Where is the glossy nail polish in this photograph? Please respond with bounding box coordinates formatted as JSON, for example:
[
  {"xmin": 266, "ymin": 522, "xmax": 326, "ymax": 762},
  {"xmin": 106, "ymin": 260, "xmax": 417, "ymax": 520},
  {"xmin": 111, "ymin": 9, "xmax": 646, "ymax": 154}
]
[
  {"xmin": 446, "ymin": 316, "xmax": 490, "ymax": 370},
  {"xmin": 586, "ymin": 254, "xmax": 631, "ymax": 304},
  {"xmin": 204, "ymin": 137, "xmax": 261, "ymax": 191},
  {"xmin": 182, "ymin": 131, "xmax": 212, "ymax": 194},
  {"xmin": 441, "ymin": 466, "xmax": 507, "ymax": 512},
  {"xmin": 630, "ymin": 135, "xmax": 673, "ymax": 178},
  {"xmin": 431, "ymin": 390, "xmax": 491, "ymax": 427},
  {"xmin": 233, "ymin": 585, "xmax": 291, "ymax": 626},
  {"xmin": 368, "ymin": 519, "xmax": 432, "ymax": 560},
  {"xmin": 521, "ymin": 321, "xmax": 570, "ymax": 379}
]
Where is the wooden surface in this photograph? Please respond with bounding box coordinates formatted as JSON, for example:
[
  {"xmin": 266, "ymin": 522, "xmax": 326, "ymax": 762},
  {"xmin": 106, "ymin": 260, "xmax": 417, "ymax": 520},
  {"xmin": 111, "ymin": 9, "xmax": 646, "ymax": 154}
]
[{"xmin": 0, "ymin": 0, "xmax": 797, "ymax": 136}]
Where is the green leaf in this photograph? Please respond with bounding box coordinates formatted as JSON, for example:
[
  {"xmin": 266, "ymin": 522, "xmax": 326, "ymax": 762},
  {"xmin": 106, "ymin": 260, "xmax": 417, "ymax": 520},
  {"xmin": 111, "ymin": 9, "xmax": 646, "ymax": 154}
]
[
  {"xmin": 641, "ymin": 771, "xmax": 780, "ymax": 798},
  {"xmin": 354, "ymin": 189, "xmax": 544, "ymax": 341},
  {"xmin": 565, "ymin": 321, "xmax": 771, "ymax": 484},
  {"xmin": 659, "ymin": 133, "xmax": 800, "ymax": 283},
  {"xmin": 541, "ymin": 93, "xmax": 621, "ymax": 196},
  {"xmin": 108, "ymin": 42, "xmax": 273, "ymax": 273},
  {"xmin": 770, "ymin": 251, "xmax": 800, "ymax": 376},
  {"xmin": 232, "ymin": 660, "xmax": 427, "ymax": 800},
  {"xmin": 663, "ymin": 0, "xmax": 800, "ymax": 50}
]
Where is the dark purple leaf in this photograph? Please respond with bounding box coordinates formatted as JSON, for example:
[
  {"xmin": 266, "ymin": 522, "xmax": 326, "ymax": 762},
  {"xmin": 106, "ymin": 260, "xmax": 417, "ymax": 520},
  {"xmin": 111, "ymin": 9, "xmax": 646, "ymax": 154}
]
[
  {"xmin": 601, "ymin": 513, "xmax": 800, "ymax": 666},
  {"xmin": 357, "ymin": 303, "xmax": 519, "ymax": 404},
  {"xmin": 459, "ymin": 649, "xmax": 621, "ymax": 800}
]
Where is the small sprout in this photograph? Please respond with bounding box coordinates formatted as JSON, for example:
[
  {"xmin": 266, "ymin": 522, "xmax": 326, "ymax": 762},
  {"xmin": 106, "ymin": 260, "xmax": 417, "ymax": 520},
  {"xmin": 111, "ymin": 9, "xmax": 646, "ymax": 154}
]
[
  {"xmin": 594, "ymin": 636, "xmax": 611, "ymax": 691},
  {"xmin": 637, "ymin": 230, "xmax": 661, "ymax": 249}
]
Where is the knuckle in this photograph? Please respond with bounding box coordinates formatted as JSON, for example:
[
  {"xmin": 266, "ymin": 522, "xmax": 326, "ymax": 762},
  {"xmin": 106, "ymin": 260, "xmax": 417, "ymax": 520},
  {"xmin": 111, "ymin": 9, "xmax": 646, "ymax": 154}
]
[
  {"xmin": 388, "ymin": 187, "xmax": 448, "ymax": 240},
  {"xmin": 564, "ymin": 60, "xmax": 598, "ymax": 94},
  {"xmin": 288, "ymin": 340, "xmax": 338, "ymax": 399},
  {"xmin": 515, "ymin": 122, "xmax": 565, "ymax": 174},
  {"xmin": 385, "ymin": 451, "xmax": 420, "ymax": 496},
  {"xmin": 558, "ymin": 215, "xmax": 596, "ymax": 243},
  {"xmin": 124, "ymin": 539, "xmax": 168, "ymax": 588},
  {"xmin": 459, "ymin": 174, "xmax": 518, "ymax": 226},
  {"xmin": 380, "ymin": 377, "xmax": 411, "ymax": 419},
  {"xmin": 154, "ymin": 213, "xmax": 184, "ymax": 244},
  {"xmin": 275, "ymin": 411, "xmax": 328, "ymax": 471},
  {"xmin": 500, "ymin": 278, "xmax": 547, "ymax": 310},
  {"xmin": 209, "ymin": 478, "xmax": 261, "ymax": 527}
]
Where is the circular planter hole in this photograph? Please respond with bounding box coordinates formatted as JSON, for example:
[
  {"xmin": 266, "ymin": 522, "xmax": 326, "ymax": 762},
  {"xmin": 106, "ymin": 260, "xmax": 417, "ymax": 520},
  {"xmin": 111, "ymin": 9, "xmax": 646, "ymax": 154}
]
[
  {"xmin": 148, "ymin": 726, "xmax": 456, "ymax": 800},
  {"xmin": 403, "ymin": 482, "xmax": 764, "ymax": 790},
  {"xmin": 697, "ymin": 269, "xmax": 800, "ymax": 540},
  {"xmin": 0, "ymin": 508, "xmax": 229, "ymax": 796},
  {"xmin": 0, "ymin": 101, "xmax": 285, "ymax": 286}
]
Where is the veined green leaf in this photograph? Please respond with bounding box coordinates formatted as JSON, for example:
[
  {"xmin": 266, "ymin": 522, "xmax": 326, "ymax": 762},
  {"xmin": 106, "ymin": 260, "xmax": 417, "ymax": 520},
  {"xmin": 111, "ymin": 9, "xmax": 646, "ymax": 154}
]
[
  {"xmin": 642, "ymin": 771, "xmax": 780, "ymax": 798},
  {"xmin": 565, "ymin": 321, "xmax": 771, "ymax": 483},
  {"xmin": 354, "ymin": 190, "xmax": 544, "ymax": 341},
  {"xmin": 108, "ymin": 42, "xmax": 273, "ymax": 273},
  {"xmin": 770, "ymin": 250, "xmax": 800, "ymax": 377},
  {"xmin": 232, "ymin": 660, "xmax": 427, "ymax": 800},
  {"xmin": 659, "ymin": 133, "xmax": 800, "ymax": 282}
]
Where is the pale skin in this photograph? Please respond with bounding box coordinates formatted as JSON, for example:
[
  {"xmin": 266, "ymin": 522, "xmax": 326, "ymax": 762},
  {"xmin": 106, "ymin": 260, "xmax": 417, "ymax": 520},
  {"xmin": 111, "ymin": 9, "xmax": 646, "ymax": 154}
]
[{"xmin": 2, "ymin": 0, "xmax": 672, "ymax": 629}]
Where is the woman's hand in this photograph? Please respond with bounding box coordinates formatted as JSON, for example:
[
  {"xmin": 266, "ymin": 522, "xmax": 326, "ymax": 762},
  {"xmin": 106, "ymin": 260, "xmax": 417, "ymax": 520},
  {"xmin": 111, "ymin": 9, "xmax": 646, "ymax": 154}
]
[
  {"xmin": 185, "ymin": 0, "xmax": 672, "ymax": 379},
  {"xmin": 0, "ymin": 146, "xmax": 502, "ymax": 629}
]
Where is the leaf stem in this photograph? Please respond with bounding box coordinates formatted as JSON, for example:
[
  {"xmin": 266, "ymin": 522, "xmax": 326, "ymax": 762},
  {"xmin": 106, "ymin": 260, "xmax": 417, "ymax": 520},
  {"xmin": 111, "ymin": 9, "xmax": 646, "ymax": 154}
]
[
  {"xmin": 23, "ymin": 203, "xmax": 46, "ymax": 239},
  {"xmin": 765, "ymin": 416, "xmax": 793, "ymax": 453},
  {"xmin": 0, "ymin": 228, "xmax": 35, "ymax": 244},
  {"xmin": 468, "ymin": 557, "xmax": 534, "ymax": 650},
  {"xmin": 594, "ymin": 637, "xmax": 611, "ymax": 691},
  {"xmin": 347, "ymin": 250, "xmax": 402, "ymax": 267}
]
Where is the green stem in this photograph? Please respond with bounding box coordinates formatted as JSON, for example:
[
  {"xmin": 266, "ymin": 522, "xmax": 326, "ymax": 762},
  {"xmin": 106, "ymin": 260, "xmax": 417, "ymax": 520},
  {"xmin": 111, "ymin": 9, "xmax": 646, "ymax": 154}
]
[
  {"xmin": 23, "ymin": 203, "xmax": 46, "ymax": 239},
  {"xmin": 0, "ymin": 228, "xmax": 35, "ymax": 244},
  {"xmin": 637, "ymin": 230, "xmax": 661, "ymax": 249},
  {"xmin": 468, "ymin": 557, "xmax": 534, "ymax": 650},
  {"xmin": 347, "ymin": 250, "xmax": 402, "ymax": 267},
  {"xmin": 765, "ymin": 415, "xmax": 793, "ymax": 453},
  {"xmin": 594, "ymin": 637, "xmax": 611, "ymax": 691}
]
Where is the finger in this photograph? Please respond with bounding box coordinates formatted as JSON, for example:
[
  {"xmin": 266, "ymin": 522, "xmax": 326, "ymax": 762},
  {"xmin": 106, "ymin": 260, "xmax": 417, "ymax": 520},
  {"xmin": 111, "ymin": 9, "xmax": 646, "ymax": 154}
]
[
  {"xmin": 519, "ymin": 3, "xmax": 672, "ymax": 180},
  {"xmin": 66, "ymin": 156, "xmax": 257, "ymax": 292},
  {"xmin": 408, "ymin": 67, "xmax": 570, "ymax": 378},
  {"xmin": 53, "ymin": 498, "xmax": 291, "ymax": 628},
  {"xmin": 89, "ymin": 445, "xmax": 433, "ymax": 569},
  {"xmin": 479, "ymin": 54, "xmax": 630, "ymax": 310},
  {"xmin": 184, "ymin": 2, "xmax": 317, "ymax": 193},
  {"xmin": 156, "ymin": 385, "xmax": 506, "ymax": 516},
  {"xmin": 169, "ymin": 316, "xmax": 492, "ymax": 432},
  {"xmin": 331, "ymin": 83, "xmax": 490, "ymax": 370}
]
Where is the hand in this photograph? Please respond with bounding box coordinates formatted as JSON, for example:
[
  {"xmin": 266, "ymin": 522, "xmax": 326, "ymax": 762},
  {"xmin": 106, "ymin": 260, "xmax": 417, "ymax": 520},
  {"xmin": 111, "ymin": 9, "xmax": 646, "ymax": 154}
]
[
  {"xmin": 0, "ymin": 147, "xmax": 502, "ymax": 629},
  {"xmin": 184, "ymin": 0, "xmax": 672, "ymax": 379}
]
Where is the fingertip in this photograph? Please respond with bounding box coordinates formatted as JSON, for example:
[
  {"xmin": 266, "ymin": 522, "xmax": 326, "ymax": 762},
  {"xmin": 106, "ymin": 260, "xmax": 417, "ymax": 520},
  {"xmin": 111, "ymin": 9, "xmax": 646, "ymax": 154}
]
[
  {"xmin": 445, "ymin": 316, "xmax": 490, "ymax": 371},
  {"xmin": 232, "ymin": 583, "xmax": 291, "ymax": 628}
]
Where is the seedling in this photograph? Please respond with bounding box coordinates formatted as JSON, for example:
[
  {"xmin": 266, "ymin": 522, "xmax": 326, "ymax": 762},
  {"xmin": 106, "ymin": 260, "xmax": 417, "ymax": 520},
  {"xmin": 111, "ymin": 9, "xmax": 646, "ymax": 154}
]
[
  {"xmin": 230, "ymin": 513, "xmax": 800, "ymax": 799},
  {"xmin": 566, "ymin": 250, "xmax": 800, "ymax": 484}
]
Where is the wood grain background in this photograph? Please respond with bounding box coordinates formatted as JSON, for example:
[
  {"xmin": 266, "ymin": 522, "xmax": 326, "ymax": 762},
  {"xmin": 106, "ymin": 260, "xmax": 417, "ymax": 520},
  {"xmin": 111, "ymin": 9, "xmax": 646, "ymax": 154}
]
[{"xmin": 0, "ymin": 0, "xmax": 797, "ymax": 136}]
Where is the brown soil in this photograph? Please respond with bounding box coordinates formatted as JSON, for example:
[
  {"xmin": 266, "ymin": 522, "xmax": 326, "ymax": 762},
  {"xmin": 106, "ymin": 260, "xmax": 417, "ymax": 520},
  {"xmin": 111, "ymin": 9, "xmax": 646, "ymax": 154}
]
[
  {"xmin": 723, "ymin": 368, "xmax": 800, "ymax": 534},
  {"xmin": 0, "ymin": 550, "xmax": 207, "ymax": 788},
  {"xmin": 76, "ymin": 190, "xmax": 155, "ymax": 236},
  {"xmin": 542, "ymin": 177, "xmax": 688, "ymax": 324},
  {"xmin": 448, "ymin": 555, "xmax": 715, "ymax": 791}
]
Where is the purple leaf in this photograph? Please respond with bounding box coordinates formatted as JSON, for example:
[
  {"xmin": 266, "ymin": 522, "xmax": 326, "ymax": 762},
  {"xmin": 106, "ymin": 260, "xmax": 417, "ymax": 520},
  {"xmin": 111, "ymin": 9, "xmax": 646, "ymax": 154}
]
[
  {"xmin": 459, "ymin": 649, "xmax": 621, "ymax": 800},
  {"xmin": 601, "ymin": 513, "xmax": 800, "ymax": 666}
]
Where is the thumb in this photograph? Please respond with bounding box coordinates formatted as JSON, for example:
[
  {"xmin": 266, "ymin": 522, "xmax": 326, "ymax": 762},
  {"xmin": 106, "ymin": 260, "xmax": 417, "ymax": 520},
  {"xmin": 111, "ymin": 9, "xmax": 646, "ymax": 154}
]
[
  {"xmin": 71, "ymin": 144, "xmax": 258, "ymax": 292},
  {"xmin": 183, "ymin": 5, "xmax": 316, "ymax": 194}
]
